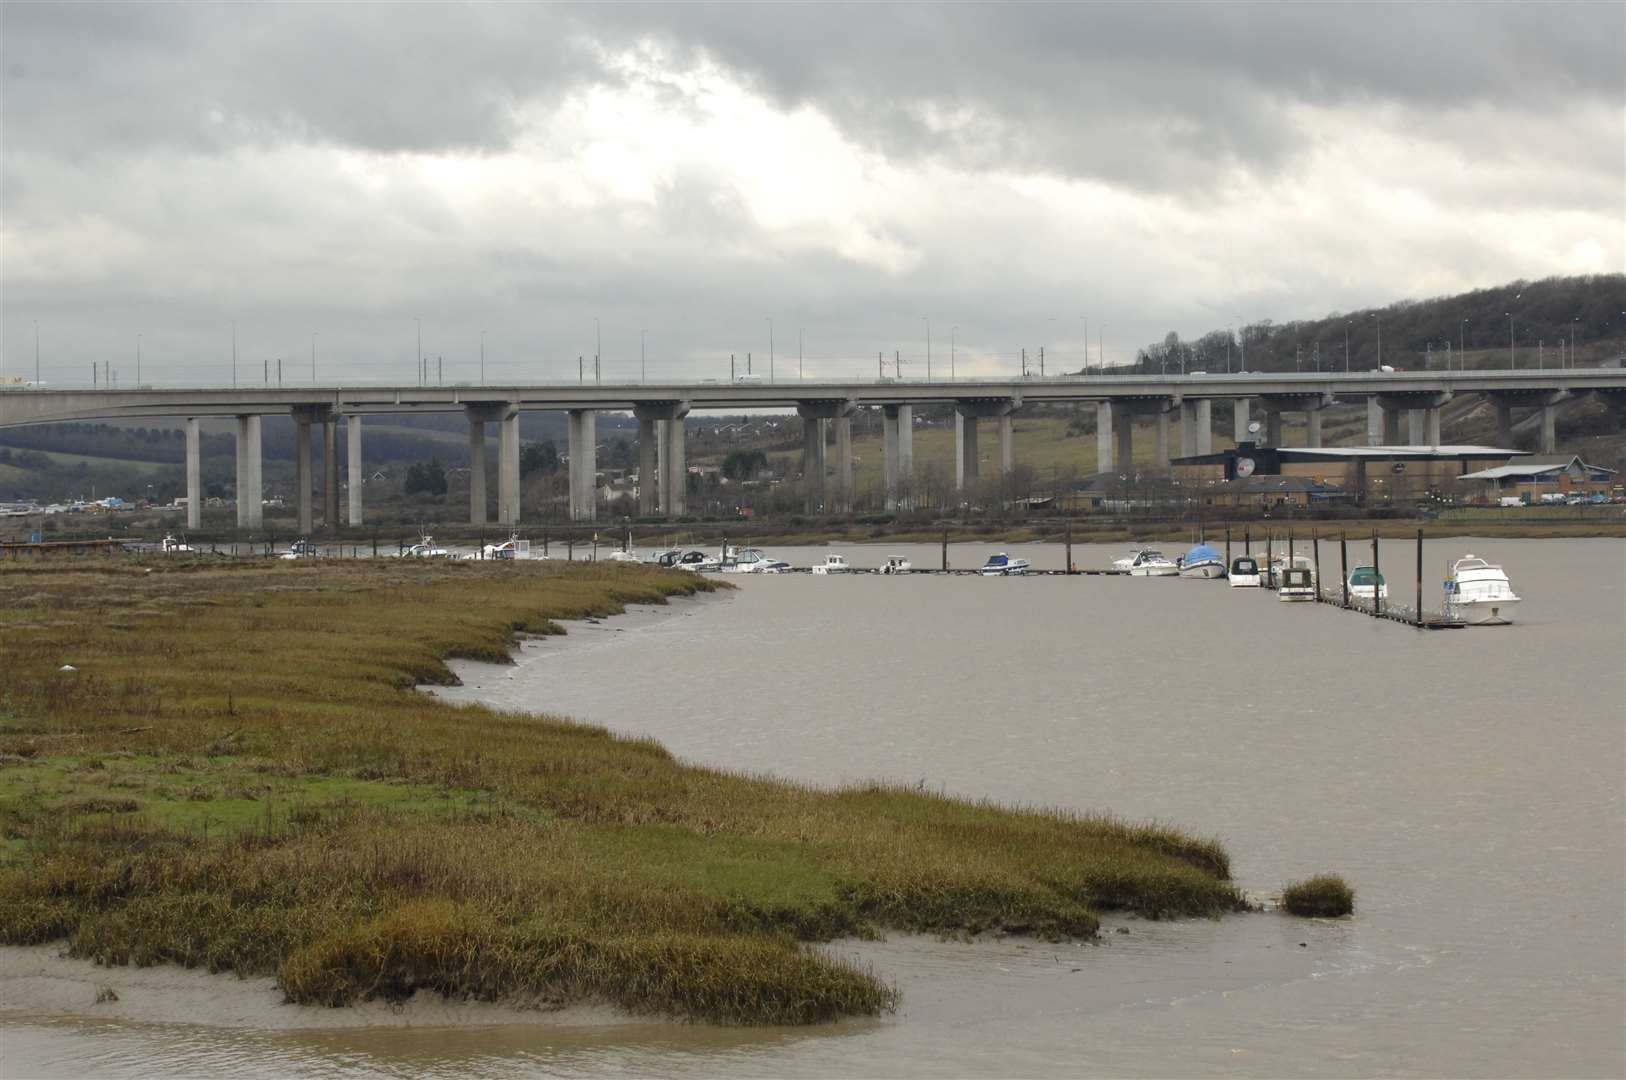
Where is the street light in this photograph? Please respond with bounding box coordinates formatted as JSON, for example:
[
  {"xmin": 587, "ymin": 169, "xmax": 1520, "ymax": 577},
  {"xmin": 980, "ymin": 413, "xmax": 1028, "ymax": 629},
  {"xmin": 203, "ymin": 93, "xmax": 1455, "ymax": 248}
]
[
  {"xmin": 766, "ymin": 317, "xmax": 774, "ymax": 383},
  {"xmin": 232, "ymin": 321, "xmax": 237, "ymax": 387},
  {"xmin": 416, "ymin": 318, "xmax": 422, "ymax": 385},
  {"xmin": 480, "ymin": 330, "xmax": 486, "ymax": 386},
  {"xmin": 950, "ymin": 326, "xmax": 956, "ymax": 379},
  {"xmin": 924, "ymin": 317, "xmax": 932, "ymax": 381},
  {"xmin": 798, "ymin": 327, "xmax": 803, "ymax": 380},
  {"xmin": 1570, "ymin": 316, "xmax": 1579, "ymax": 368},
  {"xmin": 594, "ymin": 317, "xmax": 601, "ymax": 385},
  {"xmin": 136, "ymin": 333, "xmax": 141, "ymax": 387},
  {"xmin": 311, "ymin": 332, "xmax": 317, "ymax": 383},
  {"xmin": 1506, "ymin": 293, "xmax": 1521, "ymax": 369},
  {"xmin": 640, "ymin": 328, "xmax": 645, "ymax": 382},
  {"xmin": 1460, "ymin": 318, "xmax": 1468, "ymax": 371},
  {"xmin": 1370, "ymin": 312, "xmax": 1381, "ymax": 368},
  {"xmin": 1344, "ymin": 319, "xmax": 1351, "ymax": 373}
]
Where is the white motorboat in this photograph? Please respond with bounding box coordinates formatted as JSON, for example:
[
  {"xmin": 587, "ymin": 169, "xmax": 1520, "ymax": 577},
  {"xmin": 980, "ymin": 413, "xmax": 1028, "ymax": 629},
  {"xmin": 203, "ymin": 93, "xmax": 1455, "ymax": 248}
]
[
  {"xmin": 812, "ymin": 554, "xmax": 852, "ymax": 574},
  {"xmin": 279, "ymin": 538, "xmax": 321, "ymax": 560},
  {"xmin": 1278, "ymin": 565, "xmax": 1317, "ymax": 601},
  {"xmin": 403, "ymin": 534, "xmax": 449, "ymax": 559},
  {"xmin": 1347, "ymin": 565, "xmax": 1388, "ymax": 601},
  {"xmin": 606, "ymin": 549, "xmax": 640, "ymax": 563},
  {"xmin": 1444, "ymin": 554, "xmax": 1521, "ymax": 626},
  {"xmin": 722, "ymin": 547, "xmax": 784, "ymax": 573},
  {"xmin": 1227, "ymin": 555, "xmax": 1261, "ymax": 587},
  {"xmin": 880, "ymin": 555, "xmax": 912, "ymax": 574},
  {"xmin": 980, "ymin": 552, "xmax": 1030, "ymax": 576},
  {"xmin": 1112, "ymin": 549, "xmax": 1179, "ymax": 576},
  {"xmin": 475, "ymin": 534, "xmax": 532, "ymax": 561},
  {"xmin": 1178, "ymin": 544, "xmax": 1226, "ymax": 579},
  {"xmin": 159, "ymin": 534, "xmax": 194, "ymax": 554}
]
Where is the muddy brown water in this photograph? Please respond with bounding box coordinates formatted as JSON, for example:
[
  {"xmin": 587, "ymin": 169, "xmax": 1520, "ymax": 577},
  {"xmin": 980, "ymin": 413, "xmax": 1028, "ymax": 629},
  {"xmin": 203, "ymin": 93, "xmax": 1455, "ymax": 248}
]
[{"xmin": 5, "ymin": 537, "xmax": 1623, "ymax": 1077}]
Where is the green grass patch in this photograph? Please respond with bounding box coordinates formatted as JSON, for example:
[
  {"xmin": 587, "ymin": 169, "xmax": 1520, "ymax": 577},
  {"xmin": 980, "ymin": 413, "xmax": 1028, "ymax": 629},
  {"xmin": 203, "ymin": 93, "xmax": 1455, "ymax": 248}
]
[{"xmin": 1281, "ymin": 874, "xmax": 1355, "ymax": 917}]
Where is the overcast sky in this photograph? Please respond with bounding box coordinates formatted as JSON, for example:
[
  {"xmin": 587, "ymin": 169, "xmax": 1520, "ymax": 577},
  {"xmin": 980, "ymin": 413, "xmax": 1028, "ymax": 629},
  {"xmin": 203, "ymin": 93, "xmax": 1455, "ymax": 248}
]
[{"xmin": 3, "ymin": 1, "xmax": 1622, "ymax": 387}]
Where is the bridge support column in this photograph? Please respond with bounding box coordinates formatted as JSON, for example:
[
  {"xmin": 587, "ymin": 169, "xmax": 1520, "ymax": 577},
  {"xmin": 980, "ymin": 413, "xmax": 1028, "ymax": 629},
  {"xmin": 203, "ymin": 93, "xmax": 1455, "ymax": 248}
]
[
  {"xmin": 1115, "ymin": 408, "xmax": 1132, "ymax": 469},
  {"xmin": 497, "ymin": 409, "xmax": 520, "ymax": 526},
  {"xmin": 637, "ymin": 416, "xmax": 657, "ymax": 517},
  {"xmin": 1306, "ymin": 408, "xmax": 1323, "ymax": 448},
  {"xmin": 834, "ymin": 413, "xmax": 854, "ymax": 513},
  {"xmin": 567, "ymin": 409, "xmax": 597, "ymax": 522},
  {"xmin": 1540, "ymin": 402, "xmax": 1557, "ymax": 453},
  {"xmin": 1495, "ymin": 403, "xmax": 1514, "ymax": 447},
  {"xmin": 322, "ymin": 416, "xmax": 339, "ymax": 530},
  {"xmin": 1096, "ymin": 401, "xmax": 1115, "ymax": 471},
  {"xmin": 996, "ymin": 412, "xmax": 1014, "ymax": 476},
  {"xmin": 1155, "ymin": 406, "xmax": 1171, "ymax": 467},
  {"xmin": 1366, "ymin": 397, "xmax": 1385, "ymax": 446},
  {"xmin": 959, "ymin": 413, "xmax": 979, "ymax": 487},
  {"xmin": 1196, "ymin": 400, "xmax": 1213, "ymax": 454},
  {"xmin": 662, "ymin": 417, "xmax": 687, "ymax": 517},
  {"xmin": 185, "ymin": 418, "xmax": 201, "ymax": 530},
  {"xmin": 1180, "ymin": 401, "xmax": 1199, "ymax": 457},
  {"xmin": 1384, "ymin": 407, "xmax": 1402, "ymax": 445},
  {"xmin": 1233, "ymin": 398, "xmax": 1251, "ymax": 443},
  {"xmin": 294, "ymin": 413, "xmax": 313, "ymax": 534},
  {"xmin": 467, "ymin": 419, "xmax": 488, "ymax": 525},
  {"xmin": 955, "ymin": 412, "xmax": 967, "ymax": 489},
  {"xmin": 1425, "ymin": 408, "xmax": 1442, "ymax": 448},
  {"xmin": 801, "ymin": 416, "xmax": 826, "ymax": 511},
  {"xmin": 657, "ymin": 421, "xmax": 670, "ymax": 513},
  {"xmin": 235, "ymin": 415, "xmax": 262, "ymax": 529},
  {"xmin": 346, "ymin": 415, "xmax": 363, "ymax": 527},
  {"xmin": 1264, "ymin": 410, "xmax": 1283, "ymax": 448},
  {"xmin": 882, "ymin": 405, "xmax": 913, "ymax": 509},
  {"xmin": 1407, "ymin": 408, "xmax": 1427, "ymax": 446}
]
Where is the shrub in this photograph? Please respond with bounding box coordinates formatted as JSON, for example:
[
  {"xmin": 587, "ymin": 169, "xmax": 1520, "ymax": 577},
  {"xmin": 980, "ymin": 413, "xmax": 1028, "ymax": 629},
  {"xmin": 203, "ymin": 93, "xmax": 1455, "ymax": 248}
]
[{"xmin": 1281, "ymin": 874, "xmax": 1354, "ymax": 917}]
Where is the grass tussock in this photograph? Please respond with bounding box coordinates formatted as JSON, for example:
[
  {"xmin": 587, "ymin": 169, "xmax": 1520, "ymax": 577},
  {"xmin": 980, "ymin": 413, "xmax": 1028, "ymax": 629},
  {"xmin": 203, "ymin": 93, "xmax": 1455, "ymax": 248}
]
[
  {"xmin": 1281, "ymin": 874, "xmax": 1355, "ymax": 917},
  {"xmin": 0, "ymin": 558, "xmax": 1246, "ymax": 1023}
]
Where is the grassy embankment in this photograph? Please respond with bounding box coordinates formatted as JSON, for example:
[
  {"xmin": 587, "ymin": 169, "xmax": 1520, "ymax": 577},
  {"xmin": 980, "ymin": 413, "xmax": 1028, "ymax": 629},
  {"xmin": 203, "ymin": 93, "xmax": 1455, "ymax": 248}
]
[{"xmin": 0, "ymin": 560, "xmax": 1247, "ymax": 1024}]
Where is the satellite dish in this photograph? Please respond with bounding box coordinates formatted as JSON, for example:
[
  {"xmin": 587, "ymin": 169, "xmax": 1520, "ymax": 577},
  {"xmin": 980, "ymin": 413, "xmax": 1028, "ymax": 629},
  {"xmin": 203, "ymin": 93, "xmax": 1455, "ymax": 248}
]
[
  {"xmin": 1247, "ymin": 421, "xmax": 1262, "ymax": 435},
  {"xmin": 1235, "ymin": 456, "xmax": 1257, "ymax": 478}
]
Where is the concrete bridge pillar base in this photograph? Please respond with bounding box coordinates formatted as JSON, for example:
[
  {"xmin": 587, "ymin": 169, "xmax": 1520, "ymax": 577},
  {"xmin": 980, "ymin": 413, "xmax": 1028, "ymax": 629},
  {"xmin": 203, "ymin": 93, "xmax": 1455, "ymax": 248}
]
[
  {"xmin": 1155, "ymin": 407, "xmax": 1171, "ymax": 467},
  {"xmin": 235, "ymin": 415, "xmax": 263, "ymax": 529},
  {"xmin": 834, "ymin": 413, "xmax": 854, "ymax": 513},
  {"xmin": 567, "ymin": 409, "xmax": 597, "ymax": 522},
  {"xmin": 959, "ymin": 413, "xmax": 980, "ymax": 486},
  {"xmin": 1407, "ymin": 408, "xmax": 1427, "ymax": 446},
  {"xmin": 346, "ymin": 415, "xmax": 363, "ymax": 526},
  {"xmin": 1095, "ymin": 401, "xmax": 1116, "ymax": 471},
  {"xmin": 636, "ymin": 416, "xmax": 657, "ymax": 517},
  {"xmin": 1233, "ymin": 398, "xmax": 1251, "ymax": 443},
  {"xmin": 1540, "ymin": 403, "xmax": 1557, "ymax": 453},
  {"xmin": 1306, "ymin": 408, "xmax": 1323, "ymax": 449},
  {"xmin": 467, "ymin": 419, "xmax": 488, "ymax": 525},
  {"xmin": 185, "ymin": 418, "xmax": 201, "ymax": 529},
  {"xmin": 663, "ymin": 416, "xmax": 687, "ymax": 516},
  {"xmin": 295, "ymin": 412, "xmax": 314, "ymax": 534},
  {"xmin": 635, "ymin": 401, "xmax": 690, "ymax": 519},
  {"xmin": 498, "ymin": 410, "xmax": 520, "ymax": 526},
  {"xmin": 322, "ymin": 416, "xmax": 339, "ymax": 530}
]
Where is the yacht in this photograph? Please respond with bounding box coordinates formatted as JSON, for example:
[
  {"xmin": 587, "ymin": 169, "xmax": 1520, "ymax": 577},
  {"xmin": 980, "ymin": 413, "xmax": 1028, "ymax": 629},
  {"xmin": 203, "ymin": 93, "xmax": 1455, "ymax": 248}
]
[
  {"xmin": 1347, "ymin": 565, "xmax": 1388, "ymax": 601},
  {"xmin": 1112, "ymin": 549, "xmax": 1179, "ymax": 576},
  {"xmin": 980, "ymin": 552, "xmax": 1030, "ymax": 576},
  {"xmin": 1227, "ymin": 555, "xmax": 1261, "ymax": 587},
  {"xmin": 1444, "ymin": 555, "xmax": 1521, "ymax": 626},
  {"xmin": 880, "ymin": 556, "xmax": 913, "ymax": 575},
  {"xmin": 812, "ymin": 553, "xmax": 852, "ymax": 574},
  {"xmin": 1178, "ymin": 544, "xmax": 1226, "ymax": 579}
]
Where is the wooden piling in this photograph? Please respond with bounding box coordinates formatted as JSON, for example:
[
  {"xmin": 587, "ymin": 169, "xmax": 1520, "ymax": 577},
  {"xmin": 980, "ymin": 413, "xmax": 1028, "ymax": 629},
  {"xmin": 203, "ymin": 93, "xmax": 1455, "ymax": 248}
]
[
  {"xmin": 1371, "ymin": 529, "xmax": 1382, "ymax": 616},
  {"xmin": 1340, "ymin": 532, "xmax": 1349, "ymax": 608},
  {"xmin": 942, "ymin": 529, "xmax": 949, "ymax": 571},
  {"xmin": 1225, "ymin": 529, "xmax": 1232, "ymax": 566},
  {"xmin": 1414, "ymin": 529, "xmax": 1424, "ymax": 628},
  {"xmin": 1312, "ymin": 533, "xmax": 1322, "ymax": 603},
  {"xmin": 1065, "ymin": 526, "xmax": 1074, "ymax": 574}
]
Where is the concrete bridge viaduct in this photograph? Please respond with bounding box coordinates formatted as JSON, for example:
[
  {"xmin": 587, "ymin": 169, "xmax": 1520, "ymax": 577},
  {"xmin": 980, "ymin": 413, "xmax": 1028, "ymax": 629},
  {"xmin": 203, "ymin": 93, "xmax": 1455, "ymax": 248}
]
[{"xmin": 4, "ymin": 371, "xmax": 1622, "ymax": 529}]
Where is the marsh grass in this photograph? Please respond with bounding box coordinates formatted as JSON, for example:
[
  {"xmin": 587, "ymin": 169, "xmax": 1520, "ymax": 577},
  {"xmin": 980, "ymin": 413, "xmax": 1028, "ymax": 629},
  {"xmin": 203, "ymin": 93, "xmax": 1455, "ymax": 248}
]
[
  {"xmin": 0, "ymin": 558, "xmax": 1246, "ymax": 1023},
  {"xmin": 1281, "ymin": 874, "xmax": 1355, "ymax": 917}
]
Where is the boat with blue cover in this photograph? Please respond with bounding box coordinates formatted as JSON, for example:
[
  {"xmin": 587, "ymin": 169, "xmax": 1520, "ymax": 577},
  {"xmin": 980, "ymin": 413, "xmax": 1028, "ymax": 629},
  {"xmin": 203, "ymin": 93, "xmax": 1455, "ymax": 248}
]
[
  {"xmin": 1178, "ymin": 543, "xmax": 1226, "ymax": 579},
  {"xmin": 980, "ymin": 552, "xmax": 1030, "ymax": 576}
]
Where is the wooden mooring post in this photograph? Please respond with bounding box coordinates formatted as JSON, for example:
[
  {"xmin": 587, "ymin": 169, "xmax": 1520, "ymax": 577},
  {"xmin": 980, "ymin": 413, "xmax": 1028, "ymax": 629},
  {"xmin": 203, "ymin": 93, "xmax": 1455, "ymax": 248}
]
[
  {"xmin": 1225, "ymin": 529, "xmax": 1231, "ymax": 566},
  {"xmin": 1312, "ymin": 533, "xmax": 1322, "ymax": 603},
  {"xmin": 1371, "ymin": 529, "xmax": 1382, "ymax": 617},
  {"xmin": 1339, "ymin": 532, "xmax": 1349, "ymax": 608},
  {"xmin": 941, "ymin": 529, "xmax": 949, "ymax": 571},
  {"xmin": 1065, "ymin": 526, "xmax": 1074, "ymax": 574},
  {"xmin": 1414, "ymin": 529, "xmax": 1424, "ymax": 628}
]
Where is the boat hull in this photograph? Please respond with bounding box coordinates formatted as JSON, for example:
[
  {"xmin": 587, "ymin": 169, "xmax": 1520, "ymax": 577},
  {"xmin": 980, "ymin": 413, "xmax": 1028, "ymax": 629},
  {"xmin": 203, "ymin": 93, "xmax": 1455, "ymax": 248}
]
[
  {"xmin": 1179, "ymin": 561, "xmax": 1226, "ymax": 579},
  {"xmin": 1228, "ymin": 574, "xmax": 1261, "ymax": 587},
  {"xmin": 1450, "ymin": 598, "xmax": 1519, "ymax": 625},
  {"xmin": 1130, "ymin": 565, "xmax": 1178, "ymax": 577}
]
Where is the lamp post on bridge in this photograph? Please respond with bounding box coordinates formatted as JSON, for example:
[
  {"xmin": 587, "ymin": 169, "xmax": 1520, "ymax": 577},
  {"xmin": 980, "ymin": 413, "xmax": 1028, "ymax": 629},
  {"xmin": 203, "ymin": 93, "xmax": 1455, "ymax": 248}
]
[
  {"xmin": 136, "ymin": 334, "xmax": 141, "ymax": 387},
  {"xmin": 923, "ymin": 317, "xmax": 932, "ymax": 381}
]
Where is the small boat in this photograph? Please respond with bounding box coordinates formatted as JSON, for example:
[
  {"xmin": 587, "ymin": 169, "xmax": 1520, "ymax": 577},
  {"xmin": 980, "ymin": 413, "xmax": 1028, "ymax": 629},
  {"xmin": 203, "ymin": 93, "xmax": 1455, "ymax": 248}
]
[
  {"xmin": 812, "ymin": 554, "xmax": 852, "ymax": 574},
  {"xmin": 1112, "ymin": 549, "xmax": 1179, "ymax": 576},
  {"xmin": 751, "ymin": 557, "xmax": 792, "ymax": 574},
  {"xmin": 722, "ymin": 547, "xmax": 788, "ymax": 573},
  {"xmin": 1347, "ymin": 565, "xmax": 1388, "ymax": 601},
  {"xmin": 1178, "ymin": 544, "xmax": 1226, "ymax": 579},
  {"xmin": 880, "ymin": 556, "xmax": 912, "ymax": 575},
  {"xmin": 1228, "ymin": 555, "xmax": 1261, "ymax": 587},
  {"xmin": 1278, "ymin": 565, "xmax": 1316, "ymax": 601},
  {"xmin": 478, "ymin": 534, "xmax": 532, "ymax": 561},
  {"xmin": 159, "ymin": 534, "xmax": 194, "ymax": 554},
  {"xmin": 279, "ymin": 538, "xmax": 321, "ymax": 560},
  {"xmin": 1444, "ymin": 554, "xmax": 1520, "ymax": 626},
  {"xmin": 403, "ymin": 534, "xmax": 449, "ymax": 559},
  {"xmin": 606, "ymin": 550, "xmax": 640, "ymax": 563},
  {"xmin": 980, "ymin": 552, "xmax": 1030, "ymax": 576}
]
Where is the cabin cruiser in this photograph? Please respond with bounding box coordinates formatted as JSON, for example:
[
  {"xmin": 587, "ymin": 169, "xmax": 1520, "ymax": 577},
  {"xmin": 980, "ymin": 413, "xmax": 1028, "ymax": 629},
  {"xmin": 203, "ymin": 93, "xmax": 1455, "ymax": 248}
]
[
  {"xmin": 475, "ymin": 534, "xmax": 532, "ymax": 561},
  {"xmin": 279, "ymin": 538, "xmax": 321, "ymax": 560},
  {"xmin": 1178, "ymin": 544, "xmax": 1226, "ymax": 579},
  {"xmin": 159, "ymin": 534, "xmax": 194, "ymax": 554},
  {"xmin": 1278, "ymin": 565, "xmax": 1317, "ymax": 601},
  {"xmin": 1227, "ymin": 555, "xmax": 1261, "ymax": 587},
  {"xmin": 880, "ymin": 556, "xmax": 912, "ymax": 575},
  {"xmin": 403, "ymin": 535, "xmax": 449, "ymax": 559},
  {"xmin": 1444, "ymin": 555, "xmax": 1520, "ymax": 626},
  {"xmin": 605, "ymin": 549, "xmax": 640, "ymax": 563},
  {"xmin": 1347, "ymin": 565, "xmax": 1387, "ymax": 601},
  {"xmin": 980, "ymin": 552, "xmax": 1030, "ymax": 576},
  {"xmin": 653, "ymin": 549, "xmax": 715, "ymax": 571},
  {"xmin": 751, "ymin": 556, "xmax": 792, "ymax": 573},
  {"xmin": 1112, "ymin": 549, "xmax": 1179, "ymax": 576},
  {"xmin": 812, "ymin": 553, "xmax": 852, "ymax": 574}
]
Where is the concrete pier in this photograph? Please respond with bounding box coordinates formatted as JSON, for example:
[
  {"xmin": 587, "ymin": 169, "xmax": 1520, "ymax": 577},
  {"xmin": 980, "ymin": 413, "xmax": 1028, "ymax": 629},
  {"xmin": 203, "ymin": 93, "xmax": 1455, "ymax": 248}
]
[
  {"xmin": 1264, "ymin": 410, "xmax": 1283, "ymax": 448},
  {"xmin": 567, "ymin": 409, "xmax": 597, "ymax": 522},
  {"xmin": 184, "ymin": 418, "xmax": 201, "ymax": 529},
  {"xmin": 498, "ymin": 408, "xmax": 520, "ymax": 526},
  {"xmin": 294, "ymin": 409, "xmax": 314, "ymax": 534},
  {"xmin": 958, "ymin": 412, "xmax": 979, "ymax": 485},
  {"xmin": 322, "ymin": 415, "xmax": 338, "ymax": 530},
  {"xmin": 882, "ymin": 404, "xmax": 915, "ymax": 508},
  {"xmin": 1540, "ymin": 403, "xmax": 1557, "ymax": 453},
  {"xmin": 235, "ymin": 414, "xmax": 262, "ymax": 529},
  {"xmin": 636, "ymin": 414, "xmax": 657, "ymax": 517},
  {"xmin": 996, "ymin": 412, "xmax": 1014, "ymax": 476},
  {"xmin": 1306, "ymin": 407, "xmax": 1324, "ymax": 448},
  {"xmin": 1155, "ymin": 406, "xmax": 1172, "ymax": 467},
  {"xmin": 468, "ymin": 419, "xmax": 488, "ymax": 525},
  {"xmin": 801, "ymin": 416, "xmax": 826, "ymax": 510},
  {"xmin": 1408, "ymin": 408, "xmax": 1427, "ymax": 446},
  {"xmin": 833, "ymin": 413, "xmax": 854, "ymax": 513},
  {"xmin": 346, "ymin": 415, "xmax": 363, "ymax": 526},
  {"xmin": 662, "ymin": 411, "xmax": 687, "ymax": 515},
  {"xmin": 1233, "ymin": 398, "xmax": 1251, "ymax": 443},
  {"xmin": 1096, "ymin": 400, "xmax": 1117, "ymax": 471}
]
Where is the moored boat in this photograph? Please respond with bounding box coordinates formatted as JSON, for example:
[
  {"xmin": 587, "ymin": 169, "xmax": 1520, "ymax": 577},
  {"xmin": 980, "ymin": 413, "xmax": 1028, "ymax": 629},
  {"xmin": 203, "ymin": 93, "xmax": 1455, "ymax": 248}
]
[
  {"xmin": 1228, "ymin": 555, "xmax": 1261, "ymax": 587},
  {"xmin": 980, "ymin": 552, "xmax": 1030, "ymax": 576},
  {"xmin": 1178, "ymin": 544, "xmax": 1226, "ymax": 579},
  {"xmin": 159, "ymin": 533, "xmax": 194, "ymax": 554},
  {"xmin": 1112, "ymin": 549, "xmax": 1179, "ymax": 576},
  {"xmin": 1278, "ymin": 565, "xmax": 1316, "ymax": 601},
  {"xmin": 1347, "ymin": 565, "xmax": 1387, "ymax": 601},
  {"xmin": 811, "ymin": 553, "xmax": 851, "ymax": 574},
  {"xmin": 1444, "ymin": 554, "xmax": 1520, "ymax": 626},
  {"xmin": 403, "ymin": 534, "xmax": 449, "ymax": 558},
  {"xmin": 880, "ymin": 556, "xmax": 912, "ymax": 575}
]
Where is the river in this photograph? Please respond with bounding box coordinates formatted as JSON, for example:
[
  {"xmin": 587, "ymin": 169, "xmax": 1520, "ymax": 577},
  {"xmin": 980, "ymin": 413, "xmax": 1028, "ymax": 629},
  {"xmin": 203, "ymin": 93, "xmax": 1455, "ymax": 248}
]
[{"xmin": 5, "ymin": 537, "xmax": 1623, "ymax": 1077}]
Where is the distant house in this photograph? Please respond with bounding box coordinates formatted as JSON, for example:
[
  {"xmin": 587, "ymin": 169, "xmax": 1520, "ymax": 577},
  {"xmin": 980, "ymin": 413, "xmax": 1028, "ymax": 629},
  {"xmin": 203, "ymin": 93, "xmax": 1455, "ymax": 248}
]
[
  {"xmin": 1200, "ymin": 475, "xmax": 1352, "ymax": 509},
  {"xmin": 1457, "ymin": 454, "xmax": 1618, "ymax": 501}
]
